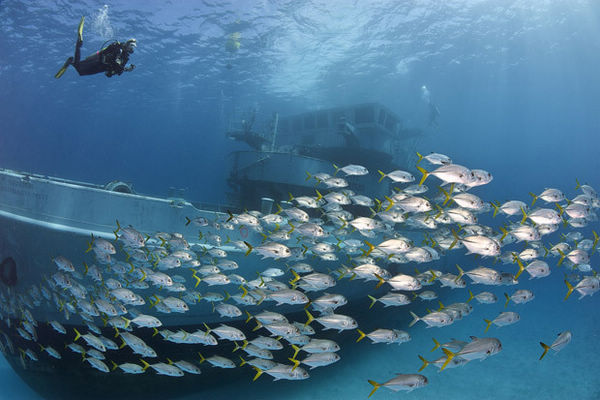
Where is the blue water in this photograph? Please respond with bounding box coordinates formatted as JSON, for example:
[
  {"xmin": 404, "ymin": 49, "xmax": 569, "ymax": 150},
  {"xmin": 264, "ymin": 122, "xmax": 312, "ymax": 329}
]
[{"xmin": 1, "ymin": 0, "xmax": 600, "ymax": 399}]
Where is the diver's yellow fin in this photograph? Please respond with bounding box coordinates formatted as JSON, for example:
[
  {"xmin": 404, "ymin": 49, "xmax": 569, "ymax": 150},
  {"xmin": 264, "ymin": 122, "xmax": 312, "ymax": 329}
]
[
  {"xmin": 54, "ymin": 58, "xmax": 72, "ymax": 79},
  {"xmin": 77, "ymin": 16, "xmax": 85, "ymax": 42}
]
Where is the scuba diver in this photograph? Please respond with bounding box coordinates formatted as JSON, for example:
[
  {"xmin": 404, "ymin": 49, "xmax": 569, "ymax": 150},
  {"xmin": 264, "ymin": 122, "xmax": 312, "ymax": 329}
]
[
  {"xmin": 421, "ymin": 85, "xmax": 440, "ymax": 128},
  {"xmin": 55, "ymin": 16, "xmax": 136, "ymax": 79}
]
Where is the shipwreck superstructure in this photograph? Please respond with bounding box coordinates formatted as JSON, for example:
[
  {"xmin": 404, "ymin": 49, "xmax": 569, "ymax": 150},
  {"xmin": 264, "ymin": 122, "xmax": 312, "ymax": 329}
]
[{"xmin": 226, "ymin": 103, "xmax": 423, "ymax": 210}]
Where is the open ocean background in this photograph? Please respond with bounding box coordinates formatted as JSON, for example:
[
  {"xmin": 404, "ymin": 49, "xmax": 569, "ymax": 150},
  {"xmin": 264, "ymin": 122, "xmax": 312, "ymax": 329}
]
[{"xmin": 1, "ymin": 1, "xmax": 600, "ymax": 399}]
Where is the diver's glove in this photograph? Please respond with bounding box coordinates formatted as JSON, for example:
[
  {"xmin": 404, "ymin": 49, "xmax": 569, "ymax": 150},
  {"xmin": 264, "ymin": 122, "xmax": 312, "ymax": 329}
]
[{"xmin": 124, "ymin": 64, "xmax": 136, "ymax": 72}]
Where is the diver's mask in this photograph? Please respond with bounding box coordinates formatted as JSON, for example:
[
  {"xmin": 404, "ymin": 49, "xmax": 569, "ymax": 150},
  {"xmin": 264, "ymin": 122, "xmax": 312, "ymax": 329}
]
[{"xmin": 125, "ymin": 38, "xmax": 137, "ymax": 54}]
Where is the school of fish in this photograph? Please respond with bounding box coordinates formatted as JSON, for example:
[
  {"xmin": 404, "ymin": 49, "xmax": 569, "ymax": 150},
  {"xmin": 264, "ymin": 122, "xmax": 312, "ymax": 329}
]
[{"xmin": 1, "ymin": 151, "xmax": 597, "ymax": 397}]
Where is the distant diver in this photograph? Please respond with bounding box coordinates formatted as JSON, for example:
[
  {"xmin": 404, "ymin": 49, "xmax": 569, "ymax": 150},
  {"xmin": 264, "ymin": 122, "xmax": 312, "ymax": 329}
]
[
  {"xmin": 421, "ymin": 85, "xmax": 440, "ymax": 127},
  {"xmin": 55, "ymin": 16, "xmax": 136, "ymax": 79}
]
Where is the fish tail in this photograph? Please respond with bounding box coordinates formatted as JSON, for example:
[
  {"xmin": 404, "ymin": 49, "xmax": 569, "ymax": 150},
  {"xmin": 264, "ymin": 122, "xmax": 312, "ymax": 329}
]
[
  {"xmin": 416, "ymin": 151, "xmax": 425, "ymax": 164},
  {"xmin": 520, "ymin": 207, "xmax": 528, "ymax": 225},
  {"xmin": 484, "ymin": 319, "xmax": 492, "ymax": 333},
  {"xmin": 291, "ymin": 344, "xmax": 301, "ymax": 359},
  {"xmin": 416, "ymin": 165, "xmax": 429, "ymax": 186},
  {"xmin": 305, "ymin": 171, "xmax": 312, "ymax": 181},
  {"xmin": 564, "ymin": 279, "xmax": 574, "ymax": 301},
  {"xmin": 185, "ymin": 217, "xmax": 191, "ymax": 226},
  {"xmin": 440, "ymin": 348, "xmax": 456, "ymax": 371},
  {"xmin": 467, "ymin": 290, "xmax": 474, "ymax": 303},
  {"xmin": 449, "ymin": 229, "xmax": 459, "ymax": 250},
  {"xmin": 409, "ymin": 311, "xmax": 420, "ymax": 328},
  {"xmin": 418, "ymin": 355, "xmax": 429, "ymax": 372},
  {"xmin": 85, "ymin": 239, "xmax": 93, "ymax": 254},
  {"xmin": 140, "ymin": 359, "xmax": 150, "ymax": 371},
  {"xmin": 315, "ymin": 190, "xmax": 323, "ymax": 201},
  {"xmin": 253, "ymin": 320, "xmax": 263, "ymax": 332},
  {"xmin": 384, "ymin": 195, "xmax": 394, "ymax": 212},
  {"xmin": 333, "ymin": 163, "xmax": 339, "ymax": 176},
  {"xmin": 304, "ymin": 310, "xmax": 315, "ymax": 327},
  {"xmin": 226, "ymin": 210, "xmax": 235, "ymax": 222},
  {"xmin": 514, "ymin": 258, "xmax": 525, "ymax": 280},
  {"xmin": 455, "ymin": 264, "xmax": 464, "ymax": 280},
  {"xmin": 539, "ymin": 342, "xmax": 551, "ymax": 360},
  {"xmin": 152, "ymin": 328, "xmax": 158, "ymax": 337},
  {"xmin": 491, "ymin": 201, "xmax": 500, "ymax": 217},
  {"xmin": 592, "ymin": 231, "xmax": 599, "ymax": 254},
  {"xmin": 555, "ymin": 202, "xmax": 564, "ymax": 217},
  {"xmin": 288, "ymin": 357, "xmax": 300, "ymax": 371},
  {"xmin": 83, "ymin": 261, "xmax": 89, "ymax": 275},
  {"xmin": 252, "ymin": 366, "xmax": 263, "ymax": 381},
  {"xmin": 504, "ymin": 293, "xmax": 511, "ymax": 308},
  {"xmin": 372, "ymin": 273, "xmax": 384, "ymax": 289},
  {"xmin": 246, "ymin": 310, "xmax": 254, "ymax": 323},
  {"xmin": 198, "ymin": 352, "xmax": 205, "ymax": 364},
  {"xmin": 499, "ymin": 226, "xmax": 508, "ymax": 243},
  {"xmin": 367, "ymin": 380, "xmax": 381, "ymax": 398},
  {"xmin": 110, "ymin": 360, "xmax": 118, "ymax": 371},
  {"xmin": 575, "ymin": 178, "xmax": 581, "ymax": 190},
  {"xmin": 529, "ymin": 192, "xmax": 538, "ymax": 206},
  {"xmin": 557, "ymin": 249, "xmax": 565, "ymax": 267},
  {"xmin": 73, "ymin": 328, "xmax": 81, "ymax": 342},
  {"xmin": 439, "ymin": 185, "xmax": 450, "ymax": 206},
  {"xmin": 377, "ymin": 170, "xmax": 386, "ymax": 183},
  {"xmin": 233, "ymin": 341, "xmax": 241, "ymax": 352},
  {"xmin": 364, "ymin": 240, "xmax": 375, "ymax": 257},
  {"xmin": 121, "ymin": 317, "xmax": 131, "ymax": 329},
  {"xmin": 367, "ymin": 295, "xmax": 377, "ymax": 309},
  {"xmin": 239, "ymin": 356, "xmax": 246, "ymax": 367},
  {"xmin": 430, "ymin": 338, "xmax": 441, "ymax": 352},
  {"xmin": 243, "ymin": 241, "xmax": 253, "ymax": 256},
  {"xmin": 356, "ymin": 329, "xmax": 366, "ymax": 343}
]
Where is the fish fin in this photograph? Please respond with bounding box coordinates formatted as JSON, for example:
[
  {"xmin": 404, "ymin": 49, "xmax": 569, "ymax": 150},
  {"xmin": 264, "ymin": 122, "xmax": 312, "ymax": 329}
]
[
  {"xmin": 73, "ymin": 328, "xmax": 81, "ymax": 342},
  {"xmin": 304, "ymin": 310, "xmax": 314, "ymax": 327},
  {"xmin": 409, "ymin": 311, "xmax": 420, "ymax": 327},
  {"xmin": 288, "ymin": 357, "xmax": 300, "ymax": 371},
  {"xmin": 384, "ymin": 195, "xmax": 394, "ymax": 212},
  {"xmin": 140, "ymin": 359, "xmax": 150, "ymax": 371},
  {"xmin": 239, "ymin": 356, "xmax": 246, "ymax": 367},
  {"xmin": 152, "ymin": 328, "xmax": 158, "ymax": 337},
  {"xmin": 491, "ymin": 201, "xmax": 500, "ymax": 218},
  {"xmin": 416, "ymin": 165, "xmax": 429, "ymax": 186},
  {"xmin": 83, "ymin": 262, "xmax": 89, "ymax": 275},
  {"xmin": 226, "ymin": 210, "xmax": 234, "ymax": 222},
  {"xmin": 121, "ymin": 317, "xmax": 131, "ymax": 329},
  {"xmin": 252, "ymin": 366, "xmax": 263, "ymax": 381},
  {"xmin": 557, "ymin": 249, "xmax": 565, "ymax": 267},
  {"xmin": 520, "ymin": 207, "xmax": 528, "ymax": 225},
  {"xmin": 367, "ymin": 380, "xmax": 381, "ymax": 398},
  {"xmin": 514, "ymin": 257, "xmax": 525, "ymax": 280},
  {"xmin": 253, "ymin": 320, "xmax": 263, "ymax": 332},
  {"xmin": 504, "ymin": 293, "xmax": 510, "ymax": 308},
  {"xmin": 418, "ymin": 355, "xmax": 429, "ymax": 372},
  {"xmin": 305, "ymin": 171, "xmax": 312, "ymax": 181},
  {"xmin": 529, "ymin": 192, "xmax": 538, "ymax": 206},
  {"xmin": 467, "ymin": 290, "xmax": 474, "ymax": 303},
  {"xmin": 439, "ymin": 186, "xmax": 450, "ymax": 206},
  {"xmin": 364, "ymin": 241, "xmax": 375, "ymax": 257},
  {"xmin": 197, "ymin": 352, "xmax": 205, "ymax": 364},
  {"xmin": 291, "ymin": 344, "xmax": 300, "ymax": 359},
  {"xmin": 356, "ymin": 329, "xmax": 366, "ymax": 343},
  {"xmin": 440, "ymin": 348, "xmax": 455, "ymax": 371},
  {"xmin": 374, "ymin": 274, "xmax": 385, "ymax": 289},
  {"xmin": 185, "ymin": 217, "xmax": 191, "ymax": 226},
  {"xmin": 455, "ymin": 264, "xmax": 464, "ymax": 280},
  {"xmin": 110, "ymin": 360, "xmax": 118, "ymax": 371},
  {"xmin": 430, "ymin": 338, "xmax": 441, "ymax": 352},
  {"xmin": 367, "ymin": 295, "xmax": 377, "ymax": 309},
  {"xmin": 564, "ymin": 279, "xmax": 574, "ymax": 300},
  {"xmin": 377, "ymin": 170, "xmax": 386, "ymax": 183},
  {"xmin": 484, "ymin": 319, "xmax": 492, "ymax": 333},
  {"xmin": 539, "ymin": 342, "xmax": 551, "ymax": 360},
  {"xmin": 243, "ymin": 241, "xmax": 253, "ymax": 256}
]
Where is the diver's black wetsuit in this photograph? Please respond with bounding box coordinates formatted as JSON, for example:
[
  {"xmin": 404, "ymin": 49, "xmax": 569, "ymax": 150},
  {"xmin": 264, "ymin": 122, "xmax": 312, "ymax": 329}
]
[
  {"xmin": 72, "ymin": 39, "xmax": 133, "ymax": 77},
  {"xmin": 55, "ymin": 16, "xmax": 135, "ymax": 79}
]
